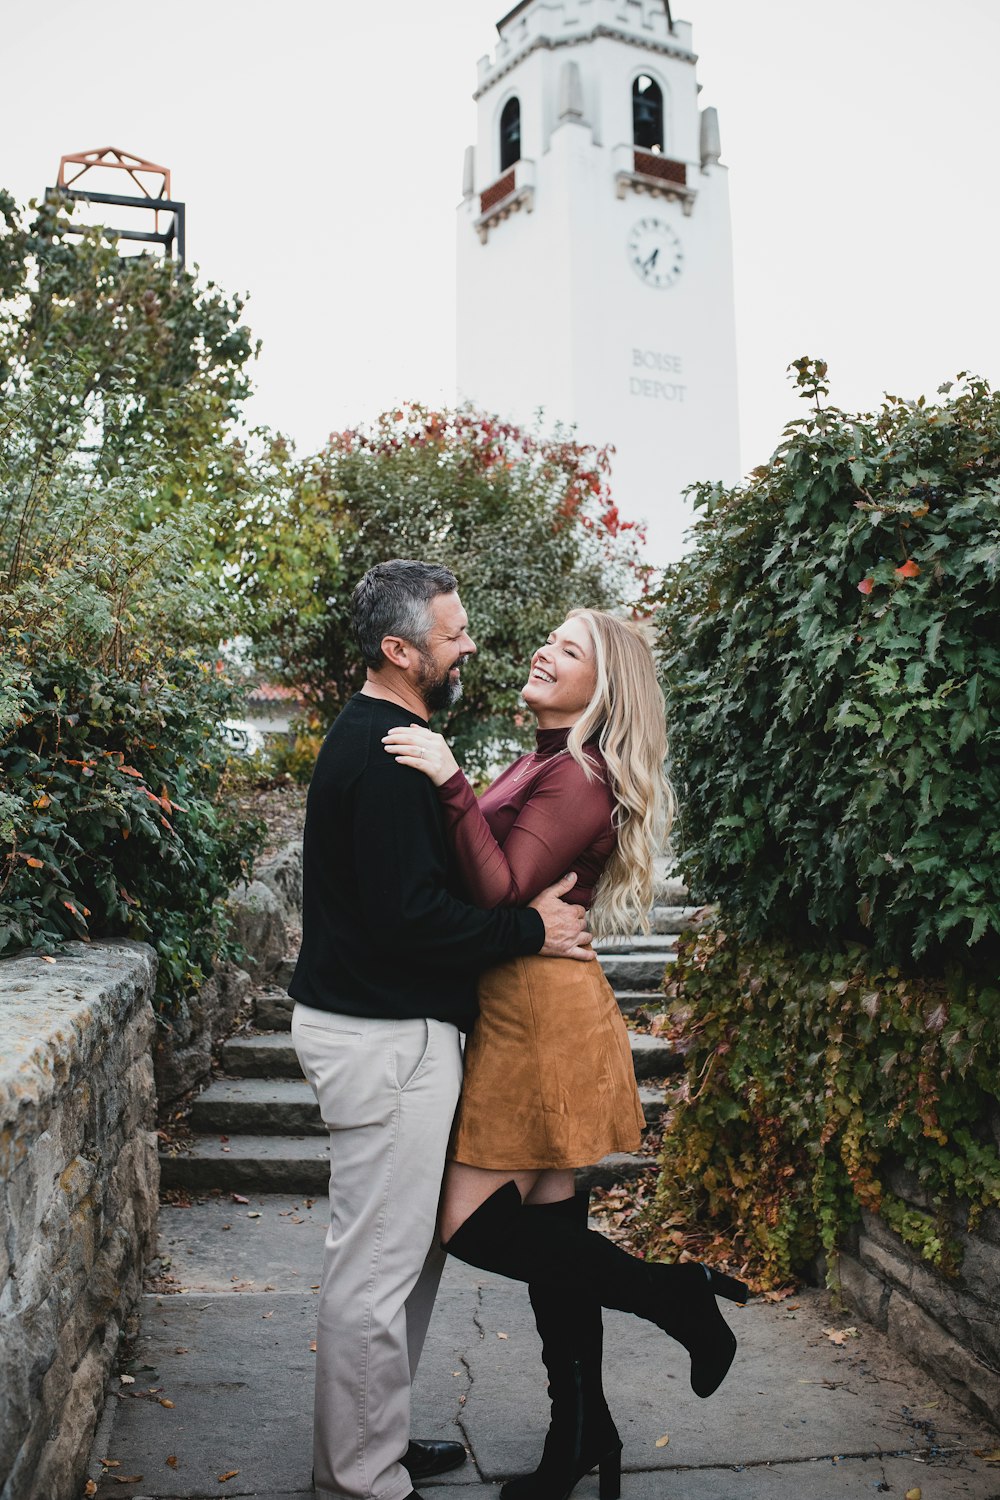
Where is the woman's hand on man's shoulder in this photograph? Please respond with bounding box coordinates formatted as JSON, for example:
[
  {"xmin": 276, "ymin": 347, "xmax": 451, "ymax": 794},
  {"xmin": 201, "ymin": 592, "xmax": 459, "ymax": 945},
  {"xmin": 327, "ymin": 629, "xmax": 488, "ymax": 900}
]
[{"xmin": 381, "ymin": 725, "xmax": 461, "ymax": 787}]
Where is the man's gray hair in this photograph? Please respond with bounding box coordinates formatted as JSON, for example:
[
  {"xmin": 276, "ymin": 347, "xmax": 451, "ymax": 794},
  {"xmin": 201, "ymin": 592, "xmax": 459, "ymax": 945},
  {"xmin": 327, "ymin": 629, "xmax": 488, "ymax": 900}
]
[{"xmin": 351, "ymin": 559, "xmax": 458, "ymax": 669}]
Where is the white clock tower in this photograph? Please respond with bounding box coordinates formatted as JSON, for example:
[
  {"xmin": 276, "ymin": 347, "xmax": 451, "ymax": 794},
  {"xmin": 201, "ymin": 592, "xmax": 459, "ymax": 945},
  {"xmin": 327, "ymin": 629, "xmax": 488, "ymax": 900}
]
[{"xmin": 456, "ymin": 0, "xmax": 740, "ymax": 562}]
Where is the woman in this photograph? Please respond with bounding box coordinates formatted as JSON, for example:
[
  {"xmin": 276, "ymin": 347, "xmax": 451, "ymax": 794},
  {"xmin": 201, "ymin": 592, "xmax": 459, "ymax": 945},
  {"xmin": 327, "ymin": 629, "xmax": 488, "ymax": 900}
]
[{"xmin": 383, "ymin": 610, "xmax": 745, "ymax": 1500}]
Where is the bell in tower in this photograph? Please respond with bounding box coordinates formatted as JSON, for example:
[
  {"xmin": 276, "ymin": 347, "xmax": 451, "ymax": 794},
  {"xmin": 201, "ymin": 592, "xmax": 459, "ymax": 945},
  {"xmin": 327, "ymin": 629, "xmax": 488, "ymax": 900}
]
[{"xmin": 456, "ymin": 1, "xmax": 740, "ymax": 563}]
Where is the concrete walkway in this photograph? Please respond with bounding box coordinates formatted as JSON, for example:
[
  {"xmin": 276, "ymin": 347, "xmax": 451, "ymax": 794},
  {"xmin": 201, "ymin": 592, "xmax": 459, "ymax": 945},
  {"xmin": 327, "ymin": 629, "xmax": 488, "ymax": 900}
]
[{"xmin": 85, "ymin": 1193, "xmax": 1000, "ymax": 1500}]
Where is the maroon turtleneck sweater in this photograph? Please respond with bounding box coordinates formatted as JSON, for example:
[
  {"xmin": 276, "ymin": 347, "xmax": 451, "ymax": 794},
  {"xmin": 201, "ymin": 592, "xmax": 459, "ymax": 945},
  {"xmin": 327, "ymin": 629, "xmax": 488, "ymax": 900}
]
[{"xmin": 437, "ymin": 726, "xmax": 617, "ymax": 910}]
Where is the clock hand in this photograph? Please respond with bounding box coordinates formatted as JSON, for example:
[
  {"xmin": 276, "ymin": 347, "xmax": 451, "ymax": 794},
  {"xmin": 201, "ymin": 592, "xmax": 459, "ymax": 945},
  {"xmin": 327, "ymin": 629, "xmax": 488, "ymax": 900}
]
[{"xmin": 641, "ymin": 247, "xmax": 660, "ymax": 272}]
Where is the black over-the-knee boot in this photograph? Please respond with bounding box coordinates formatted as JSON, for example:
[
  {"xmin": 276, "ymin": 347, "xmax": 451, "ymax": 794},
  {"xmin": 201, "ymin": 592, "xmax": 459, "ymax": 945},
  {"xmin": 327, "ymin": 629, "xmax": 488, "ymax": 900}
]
[
  {"xmin": 500, "ymin": 1192, "xmax": 621, "ymax": 1500},
  {"xmin": 446, "ymin": 1181, "xmax": 746, "ymax": 1400}
]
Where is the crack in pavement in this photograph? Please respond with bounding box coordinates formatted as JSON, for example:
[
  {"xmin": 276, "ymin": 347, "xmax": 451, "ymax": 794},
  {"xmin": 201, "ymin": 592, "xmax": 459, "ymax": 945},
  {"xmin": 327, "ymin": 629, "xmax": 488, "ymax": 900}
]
[{"xmin": 457, "ymin": 1284, "xmax": 486, "ymax": 1481}]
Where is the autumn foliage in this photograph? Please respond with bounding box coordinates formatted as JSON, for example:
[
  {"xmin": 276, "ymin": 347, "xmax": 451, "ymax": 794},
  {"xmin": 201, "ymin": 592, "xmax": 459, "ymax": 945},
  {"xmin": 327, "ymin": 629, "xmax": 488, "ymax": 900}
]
[
  {"xmin": 644, "ymin": 360, "xmax": 1000, "ymax": 1286},
  {"xmin": 245, "ymin": 403, "xmax": 649, "ymax": 776}
]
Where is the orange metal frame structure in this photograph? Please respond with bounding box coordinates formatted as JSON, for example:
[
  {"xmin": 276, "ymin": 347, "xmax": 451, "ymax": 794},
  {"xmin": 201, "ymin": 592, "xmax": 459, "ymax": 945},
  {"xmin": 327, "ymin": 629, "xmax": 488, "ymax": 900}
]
[{"xmin": 48, "ymin": 146, "xmax": 185, "ymax": 267}]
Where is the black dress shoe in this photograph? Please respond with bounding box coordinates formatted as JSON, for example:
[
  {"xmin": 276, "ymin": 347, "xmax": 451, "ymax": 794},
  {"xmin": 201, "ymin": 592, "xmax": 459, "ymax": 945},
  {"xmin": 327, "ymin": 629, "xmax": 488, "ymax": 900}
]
[{"xmin": 403, "ymin": 1439, "xmax": 468, "ymax": 1481}]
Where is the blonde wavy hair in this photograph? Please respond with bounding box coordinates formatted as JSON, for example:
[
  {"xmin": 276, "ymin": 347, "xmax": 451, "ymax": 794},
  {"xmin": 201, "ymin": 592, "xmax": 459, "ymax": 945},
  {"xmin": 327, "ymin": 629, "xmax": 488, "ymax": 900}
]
[{"xmin": 562, "ymin": 610, "xmax": 676, "ymax": 938}]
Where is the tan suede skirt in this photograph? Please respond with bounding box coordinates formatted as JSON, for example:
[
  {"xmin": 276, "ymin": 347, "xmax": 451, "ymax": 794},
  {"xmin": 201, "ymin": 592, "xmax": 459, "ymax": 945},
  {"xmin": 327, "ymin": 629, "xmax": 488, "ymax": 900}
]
[{"xmin": 449, "ymin": 953, "xmax": 645, "ymax": 1171}]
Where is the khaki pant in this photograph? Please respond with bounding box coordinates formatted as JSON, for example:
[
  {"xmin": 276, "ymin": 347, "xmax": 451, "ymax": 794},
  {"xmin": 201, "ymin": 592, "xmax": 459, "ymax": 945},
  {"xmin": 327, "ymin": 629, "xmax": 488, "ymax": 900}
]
[{"xmin": 292, "ymin": 1004, "xmax": 463, "ymax": 1500}]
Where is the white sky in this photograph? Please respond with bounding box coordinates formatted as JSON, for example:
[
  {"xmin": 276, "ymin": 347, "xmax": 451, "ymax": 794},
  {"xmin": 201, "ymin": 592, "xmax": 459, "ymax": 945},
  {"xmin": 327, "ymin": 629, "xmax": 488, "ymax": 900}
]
[{"xmin": 6, "ymin": 0, "xmax": 1000, "ymax": 507}]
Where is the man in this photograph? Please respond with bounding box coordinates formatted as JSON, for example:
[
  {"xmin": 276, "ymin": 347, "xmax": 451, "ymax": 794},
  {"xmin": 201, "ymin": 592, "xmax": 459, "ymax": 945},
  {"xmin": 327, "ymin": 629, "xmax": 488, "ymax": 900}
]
[{"xmin": 289, "ymin": 560, "xmax": 593, "ymax": 1500}]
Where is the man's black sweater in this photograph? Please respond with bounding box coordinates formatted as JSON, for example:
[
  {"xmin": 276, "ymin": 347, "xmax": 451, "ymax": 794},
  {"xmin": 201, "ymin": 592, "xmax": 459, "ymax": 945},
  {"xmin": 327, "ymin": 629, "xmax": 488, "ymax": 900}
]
[{"xmin": 288, "ymin": 693, "xmax": 544, "ymax": 1029}]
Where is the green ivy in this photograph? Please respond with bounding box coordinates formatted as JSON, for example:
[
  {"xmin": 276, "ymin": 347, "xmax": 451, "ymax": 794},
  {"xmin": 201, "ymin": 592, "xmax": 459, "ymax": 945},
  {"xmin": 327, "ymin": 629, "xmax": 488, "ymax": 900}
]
[
  {"xmin": 642, "ymin": 925, "xmax": 1000, "ymax": 1288},
  {"xmin": 654, "ymin": 361, "xmax": 1000, "ymax": 972},
  {"xmin": 644, "ymin": 363, "xmax": 1000, "ymax": 1285}
]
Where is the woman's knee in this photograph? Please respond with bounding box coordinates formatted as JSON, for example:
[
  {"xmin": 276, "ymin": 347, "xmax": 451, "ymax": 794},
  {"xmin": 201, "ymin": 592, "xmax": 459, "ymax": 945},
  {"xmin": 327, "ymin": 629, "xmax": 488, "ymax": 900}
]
[{"xmin": 439, "ymin": 1165, "xmax": 535, "ymax": 1245}]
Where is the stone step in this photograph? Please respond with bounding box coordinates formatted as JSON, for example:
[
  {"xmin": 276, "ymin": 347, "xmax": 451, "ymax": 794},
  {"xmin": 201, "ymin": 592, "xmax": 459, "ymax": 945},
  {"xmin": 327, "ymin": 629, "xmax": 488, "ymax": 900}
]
[
  {"xmin": 191, "ymin": 1077, "xmax": 324, "ymax": 1135},
  {"xmin": 158, "ymin": 1134, "xmax": 331, "ymax": 1193},
  {"xmin": 649, "ymin": 904, "xmax": 711, "ymax": 935},
  {"xmin": 254, "ymin": 952, "xmax": 673, "ymax": 1031},
  {"xmin": 615, "ymin": 990, "xmax": 667, "ymax": 1016},
  {"xmin": 597, "ymin": 951, "xmax": 672, "ymax": 989},
  {"xmin": 629, "ymin": 1031, "xmax": 683, "ymax": 1079},
  {"xmin": 158, "ymin": 1135, "xmax": 657, "ymax": 1195},
  {"xmin": 255, "ymin": 987, "xmax": 295, "ymax": 1030},
  {"xmin": 202, "ymin": 1034, "xmax": 680, "ymax": 1130},
  {"xmin": 594, "ymin": 933, "xmax": 678, "ymax": 955},
  {"xmin": 220, "ymin": 1032, "xmax": 301, "ymax": 1077},
  {"xmin": 637, "ymin": 1083, "xmax": 670, "ymax": 1125},
  {"xmin": 193, "ymin": 1073, "xmax": 672, "ymax": 1136},
  {"xmin": 575, "ymin": 1152, "xmax": 657, "ymax": 1193}
]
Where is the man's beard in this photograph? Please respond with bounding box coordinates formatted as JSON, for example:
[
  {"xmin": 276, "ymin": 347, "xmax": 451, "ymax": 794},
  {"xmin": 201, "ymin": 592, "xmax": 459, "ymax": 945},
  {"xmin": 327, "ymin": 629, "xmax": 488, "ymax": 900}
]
[{"xmin": 416, "ymin": 650, "xmax": 465, "ymax": 713}]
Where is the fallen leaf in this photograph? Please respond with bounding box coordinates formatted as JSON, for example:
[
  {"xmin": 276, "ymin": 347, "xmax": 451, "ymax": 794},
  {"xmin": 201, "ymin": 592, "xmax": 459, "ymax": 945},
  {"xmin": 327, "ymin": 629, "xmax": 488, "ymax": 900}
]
[
  {"xmin": 112, "ymin": 1477, "xmax": 143, "ymax": 1485},
  {"xmin": 904, "ymin": 1489, "xmax": 921, "ymax": 1500},
  {"xmin": 262, "ymin": 1311, "xmax": 273, "ymax": 1319},
  {"xmin": 159, "ymin": 1398, "xmax": 174, "ymax": 1408},
  {"xmin": 218, "ymin": 1472, "xmax": 240, "ymax": 1483},
  {"xmin": 100, "ymin": 1459, "xmax": 121, "ymax": 1468},
  {"xmin": 974, "ymin": 1448, "xmax": 1000, "ymax": 1464},
  {"xmin": 497, "ymin": 1331, "xmax": 509, "ymax": 1340},
  {"xmin": 452, "ymin": 1370, "xmax": 462, "ymax": 1377},
  {"xmin": 84, "ymin": 1484, "xmax": 97, "ymax": 1497},
  {"xmin": 310, "ymin": 1340, "xmax": 318, "ymax": 1352},
  {"xmin": 655, "ymin": 1433, "xmax": 670, "ymax": 1448},
  {"xmin": 821, "ymin": 1326, "xmax": 859, "ymax": 1345},
  {"xmin": 119, "ymin": 1374, "xmax": 135, "ymax": 1385},
  {"xmin": 175, "ymin": 1347, "xmax": 189, "ymax": 1354},
  {"xmin": 231, "ymin": 1193, "xmax": 249, "ymax": 1204},
  {"xmin": 247, "ymin": 1211, "xmax": 261, "ymax": 1219},
  {"xmin": 166, "ymin": 1455, "xmax": 178, "ymax": 1467},
  {"xmin": 41, "ymin": 954, "xmax": 56, "ymax": 963}
]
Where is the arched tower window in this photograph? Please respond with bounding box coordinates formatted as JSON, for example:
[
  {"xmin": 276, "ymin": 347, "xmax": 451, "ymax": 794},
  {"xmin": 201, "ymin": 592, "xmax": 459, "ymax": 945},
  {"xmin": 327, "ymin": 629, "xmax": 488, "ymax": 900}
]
[
  {"xmin": 500, "ymin": 96, "xmax": 521, "ymax": 171},
  {"xmin": 632, "ymin": 74, "xmax": 663, "ymax": 152}
]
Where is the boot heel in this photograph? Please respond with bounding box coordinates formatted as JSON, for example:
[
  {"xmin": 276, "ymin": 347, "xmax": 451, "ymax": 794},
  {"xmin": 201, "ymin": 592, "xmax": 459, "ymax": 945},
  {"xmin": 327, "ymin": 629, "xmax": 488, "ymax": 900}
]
[
  {"xmin": 598, "ymin": 1444, "xmax": 622, "ymax": 1500},
  {"xmin": 708, "ymin": 1269, "xmax": 748, "ymax": 1305}
]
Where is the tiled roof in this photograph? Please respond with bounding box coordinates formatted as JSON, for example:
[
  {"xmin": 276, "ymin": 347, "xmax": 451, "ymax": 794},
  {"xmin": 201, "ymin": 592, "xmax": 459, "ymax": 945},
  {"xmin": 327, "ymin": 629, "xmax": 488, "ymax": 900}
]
[{"xmin": 246, "ymin": 683, "xmax": 304, "ymax": 705}]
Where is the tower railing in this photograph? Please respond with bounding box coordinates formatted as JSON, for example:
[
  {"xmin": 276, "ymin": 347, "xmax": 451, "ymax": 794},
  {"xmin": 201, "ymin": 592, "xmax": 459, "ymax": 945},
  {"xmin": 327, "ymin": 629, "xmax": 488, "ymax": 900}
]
[
  {"xmin": 612, "ymin": 143, "xmax": 696, "ymax": 214},
  {"xmin": 474, "ymin": 158, "xmax": 536, "ymax": 243}
]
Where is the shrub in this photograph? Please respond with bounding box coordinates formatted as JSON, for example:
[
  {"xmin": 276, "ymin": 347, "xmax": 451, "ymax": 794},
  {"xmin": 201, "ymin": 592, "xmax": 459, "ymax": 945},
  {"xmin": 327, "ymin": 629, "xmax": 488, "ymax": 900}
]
[
  {"xmin": 655, "ymin": 361, "xmax": 1000, "ymax": 973},
  {"xmin": 642, "ymin": 925, "xmax": 1000, "ymax": 1289},
  {"xmin": 1, "ymin": 655, "xmax": 260, "ymax": 1011},
  {"xmin": 242, "ymin": 405, "xmax": 650, "ymax": 776},
  {"xmin": 645, "ymin": 363, "xmax": 1000, "ymax": 1284},
  {"xmin": 1, "ymin": 370, "xmax": 264, "ymax": 1013}
]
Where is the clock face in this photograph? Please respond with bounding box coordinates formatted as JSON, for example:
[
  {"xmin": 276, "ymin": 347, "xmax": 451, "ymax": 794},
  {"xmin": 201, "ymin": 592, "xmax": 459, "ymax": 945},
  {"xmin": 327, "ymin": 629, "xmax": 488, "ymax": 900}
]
[{"xmin": 627, "ymin": 217, "xmax": 684, "ymax": 288}]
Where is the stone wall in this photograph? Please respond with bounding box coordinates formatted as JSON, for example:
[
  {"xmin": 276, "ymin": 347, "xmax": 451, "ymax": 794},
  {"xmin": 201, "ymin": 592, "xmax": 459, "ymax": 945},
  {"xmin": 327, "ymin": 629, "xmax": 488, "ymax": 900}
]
[
  {"xmin": 0, "ymin": 941, "xmax": 159, "ymax": 1500},
  {"xmin": 836, "ymin": 1157, "xmax": 1000, "ymax": 1431},
  {"xmin": 153, "ymin": 843, "xmax": 300, "ymax": 1107}
]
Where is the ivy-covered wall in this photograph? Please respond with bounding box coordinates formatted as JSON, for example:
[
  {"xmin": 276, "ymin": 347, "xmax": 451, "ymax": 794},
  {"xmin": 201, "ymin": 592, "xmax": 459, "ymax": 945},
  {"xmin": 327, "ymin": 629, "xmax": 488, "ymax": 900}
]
[{"xmin": 645, "ymin": 363, "xmax": 1000, "ymax": 1425}]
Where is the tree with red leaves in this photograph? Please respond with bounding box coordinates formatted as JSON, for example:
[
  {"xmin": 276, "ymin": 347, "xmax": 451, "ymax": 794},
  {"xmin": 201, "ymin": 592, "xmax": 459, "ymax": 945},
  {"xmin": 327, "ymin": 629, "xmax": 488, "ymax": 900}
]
[{"xmin": 245, "ymin": 404, "xmax": 649, "ymax": 775}]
